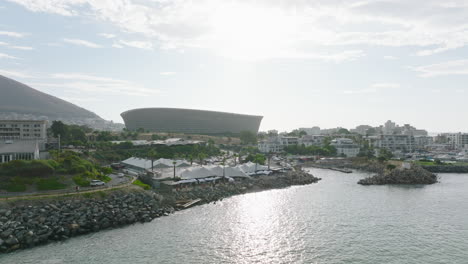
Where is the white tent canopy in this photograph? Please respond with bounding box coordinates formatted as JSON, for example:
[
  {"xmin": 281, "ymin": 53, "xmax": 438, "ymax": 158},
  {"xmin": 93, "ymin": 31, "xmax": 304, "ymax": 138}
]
[{"xmin": 237, "ymin": 162, "xmax": 268, "ymax": 173}]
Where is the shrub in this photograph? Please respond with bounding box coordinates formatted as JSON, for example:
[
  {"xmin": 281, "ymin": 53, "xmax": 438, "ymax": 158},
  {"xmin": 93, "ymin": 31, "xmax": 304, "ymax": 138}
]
[
  {"xmin": 386, "ymin": 164, "xmax": 397, "ymax": 170},
  {"xmin": 37, "ymin": 178, "xmax": 67, "ymax": 190},
  {"xmin": 0, "ymin": 159, "xmax": 55, "ymax": 177},
  {"xmin": 73, "ymin": 175, "xmax": 90, "ymax": 187},
  {"xmin": 132, "ymin": 179, "xmax": 151, "ymax": 190}
]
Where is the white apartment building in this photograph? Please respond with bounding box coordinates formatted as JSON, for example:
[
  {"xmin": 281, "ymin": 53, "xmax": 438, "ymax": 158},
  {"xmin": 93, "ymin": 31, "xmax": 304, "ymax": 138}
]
[
  {"xmin": 414, "ymin": 136, "xmax": 434, "ymax": 150},
  {"xmin": 0, "ymin": 120, "xmax": 48, "ymax": 163},
  {"xmin": 330, "ymin": 138, "xmax": 360, "ymax": 157},
  {"xmin": 258, "ymin": 137, "xmax": 283, "ymax": 153},
  {"xmin": 442, "ymin": 133, "xmax": 468, "ymax": 150},
  {"xmin": 258, "ymin": 136, "xmax": 300, "ymax": 153},
  {"xmin": 299, "ymin": 135, "xmax": 326, "ymax": 147},
  {"xmin": 371, "ymin": 134, "xmax": 416, "ymax": 152},
  {"xmin": 0, "ymin": 120, "xmax": 47, "ymax": 140}
]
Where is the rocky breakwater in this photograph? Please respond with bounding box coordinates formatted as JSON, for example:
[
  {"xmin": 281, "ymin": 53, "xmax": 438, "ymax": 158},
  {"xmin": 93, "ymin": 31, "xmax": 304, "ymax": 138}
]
[
  {"xmin": 358, "ymin": 166, "xmax": 437, "ymax": 185},
  {"xmin": 252, "ymin": 170, "xmax": 321, "ymax": 189},
  {"xmin": 0, "ymin": 190, "xmax": 173, "ymax": 253},
  {"xmin": 171, "ymin": 170, "xmax": 321, "ymax": 205}
]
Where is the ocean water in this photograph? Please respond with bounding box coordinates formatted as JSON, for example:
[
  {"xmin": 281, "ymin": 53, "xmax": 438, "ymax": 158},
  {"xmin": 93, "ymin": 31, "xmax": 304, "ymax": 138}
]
[{"xmin": 2, "ymin": 168, "xmax": 468, "ymax": 264}]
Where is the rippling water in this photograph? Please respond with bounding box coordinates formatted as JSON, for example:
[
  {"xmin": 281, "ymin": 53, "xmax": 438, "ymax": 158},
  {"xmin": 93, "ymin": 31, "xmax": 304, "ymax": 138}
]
[{"xmin": 2, "ymin": 168, "xmax": 468, "ymax": 264}]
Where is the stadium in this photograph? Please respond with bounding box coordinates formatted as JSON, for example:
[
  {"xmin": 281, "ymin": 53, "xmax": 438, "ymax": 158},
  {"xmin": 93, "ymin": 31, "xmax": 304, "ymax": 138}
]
[{"xmin": 120, "ymin": 108, "xmax": 263, "ymax": 135}]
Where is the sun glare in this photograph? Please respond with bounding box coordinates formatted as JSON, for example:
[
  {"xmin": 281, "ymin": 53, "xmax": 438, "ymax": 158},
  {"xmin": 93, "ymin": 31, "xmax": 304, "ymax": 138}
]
[{"xmin": 207, "ymin": 3, "xmax": 298, "ymax": 60}]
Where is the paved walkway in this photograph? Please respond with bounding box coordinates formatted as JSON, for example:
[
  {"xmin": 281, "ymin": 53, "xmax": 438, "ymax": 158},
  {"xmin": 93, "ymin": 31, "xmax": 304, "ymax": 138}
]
[{"xmin": 0, "ymin": 176, "xmax": 137, "ymax": 201}]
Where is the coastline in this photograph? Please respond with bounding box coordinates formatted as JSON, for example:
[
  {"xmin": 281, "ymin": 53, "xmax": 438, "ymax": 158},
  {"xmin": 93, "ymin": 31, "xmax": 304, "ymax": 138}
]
[{"xmin": 0, "ymin": 170, "xmax": 320, "ymax": 254}]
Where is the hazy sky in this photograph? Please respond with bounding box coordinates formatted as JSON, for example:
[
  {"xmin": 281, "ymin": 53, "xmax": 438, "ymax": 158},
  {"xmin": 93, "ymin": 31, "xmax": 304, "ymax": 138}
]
[{"xmin": 0, "ymin": 0, "xmax": 467, "ymax": 133}]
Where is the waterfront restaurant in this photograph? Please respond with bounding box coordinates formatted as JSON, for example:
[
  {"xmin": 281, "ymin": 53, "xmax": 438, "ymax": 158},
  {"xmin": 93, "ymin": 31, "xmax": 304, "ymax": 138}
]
[{"xmin": 0, "ymin": 140, "xmax": 40, "ymax": 163}]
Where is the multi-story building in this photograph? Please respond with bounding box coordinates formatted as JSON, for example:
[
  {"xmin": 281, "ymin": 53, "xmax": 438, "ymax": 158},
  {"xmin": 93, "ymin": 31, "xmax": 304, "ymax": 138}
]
[
  {"xmin": 258, "ymin": 136, "xmax": 301, "ymax": 153},
  {"xmin": 299, "ymin": 127, "xmax": 321, "ymax": 135},
  {"xmin": 0, "ymin": 120, "xmax": 48, "ymax": 163},
  {"xmin": 0, "ymin": 120, "xmax": 47, "ymax": 140},
  {"xmin": 299, "ymin": 135, "xmax": 326, "ymax": 147},
  {"xmin": 258, "ymin": 137, "xmax": 283, "ymax": 153},
  {"xmin": 441, "ymin": 133, "xmax": 468, "ymax": 150},
  {"xmin": 330, "ymin": 138, "xmax": 360, "ymax": 157},
  {"xmin": 371, "ymin": 134, "xmax": 416, "ymax": 153},
  {"xmin": 414, "ymin": 136, "xmax": 434, "ymax": 150}
]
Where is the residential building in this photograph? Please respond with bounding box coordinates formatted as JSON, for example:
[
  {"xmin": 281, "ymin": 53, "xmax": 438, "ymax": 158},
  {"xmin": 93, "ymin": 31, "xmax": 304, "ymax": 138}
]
[
  {"xmin": 330, "ymin": 138, "xmax": 360, "ymax": 157},
  {"xmin": 258, "ymin": 136, "xmax": 300, "ymax": 153},
  {"xmin": 299, "ymin": 127, "xmax": 321, "ymax": 135},
  {"xmin": 258, "ymin": 137, "xmax": 283, "ymax": 153},
  {"xmin": 414, "ymin": 136, "xmax": 434, "ymax": 150},
  {"xmin": 299, "ymin": 135, "xmax": 326, "ymax": 147},
  {"xmin": 441, "ymin": 133, "xmax": 468, "ymax": 150},
  {"xmin": 0, "ymin": 120, "xmax": 47, "ymax": 141},
  {"xmin": 351, "ymin": 125, "xmax": 373, "ymax": 135},
  {"xmin": 371, "ymin": 134, "xmax": 416, "ymax": 152},
  {"xmin": 279, "ymin": 136, "xmax": 299, "ymax": 146}
]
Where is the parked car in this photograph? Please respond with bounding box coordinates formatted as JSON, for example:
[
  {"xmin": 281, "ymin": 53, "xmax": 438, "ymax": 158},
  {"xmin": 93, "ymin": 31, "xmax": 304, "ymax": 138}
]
[
  {"xmin": 117, "ymin": 173, "xmax": 125, "ymax": 178},
  {"xmin": 90, "ymin": 180, "xmax": 105, "ymax": 187}
]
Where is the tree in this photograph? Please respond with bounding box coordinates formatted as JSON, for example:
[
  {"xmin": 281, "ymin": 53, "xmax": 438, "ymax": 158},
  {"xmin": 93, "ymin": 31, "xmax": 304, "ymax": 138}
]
[
  {"xmin": 197, "ymin": 152, "xmax": 207, "ymax": 165},
  {"xmin": 253, "ymin": 154, "xmax": 266, "ymax": 171},
  {"xmin": 147, "ymin": 149, "xmax": 158, "ymax": 172},
  {"xmin": 69, "ymin": 125, "xmax": 87, "ymax": 143},
  {"xmin": 240, "ymin": 131, "xmax": 257, "ymax": 145},
  {"xmin": 378, "ymin": 148, "xmax": 393, "ymax": 161},
  {"xmin": 50, "ymin": 121, "xmax": 69, "ymax": 139},
  {"xmin": 337, "ymin": 128, "xmax": 350, "ymax": 134}
]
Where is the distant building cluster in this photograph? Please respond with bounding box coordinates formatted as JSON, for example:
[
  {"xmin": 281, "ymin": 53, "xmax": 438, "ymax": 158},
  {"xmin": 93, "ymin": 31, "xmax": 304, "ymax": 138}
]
[{"xmin": 260, "ymin": 120, "xmax": 468, "ymax": 160}]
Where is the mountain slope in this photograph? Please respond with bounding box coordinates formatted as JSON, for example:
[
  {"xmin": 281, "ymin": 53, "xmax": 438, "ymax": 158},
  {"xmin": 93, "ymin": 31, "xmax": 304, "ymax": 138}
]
[{"xmin": 0, "ymin": 75, "xmax": 102, "ymax": 120}]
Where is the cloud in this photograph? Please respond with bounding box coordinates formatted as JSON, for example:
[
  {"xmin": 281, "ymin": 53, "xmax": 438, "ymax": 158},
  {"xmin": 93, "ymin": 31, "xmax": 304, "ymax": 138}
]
[
  {"xmin": 98, "ymin": 33, "xmax": 116, "ymax": 39},
  {"xmin": 63, "ymin": 38, "xmax": 102, "ymax": 48},
  {"xmin": 8, "ymin": 0, "xmax": 468, "ymax": 59},
  {"xmin": 344, "ymin": 82, "xmax": 400, "ymax": 94},
  {"xmin": 46, "ymin": 72, "xmax": 161, "ymax": 96},
  {"xmin": 115, "ymin": 40, "xmax": 153, "ymax": 50},
  {"xmin": 411, "ymin": 59, "xmax": 468, "ymax": 77},
  {"xmin": 383, "ymin": 55, "xmax": 398, "ymax": 60},
  {"xmin": 0, "ymin": 69, "xmax": 33, "ymax": 78},
  {"xmin": 0, "ymin": 52, "xmax": 18, "ymax": 59},
  {"xmin": 9, "ymin": 45, "xmax": 34, "ymax": 50},
  {"xmin": 0, "ymin": 30, "xmax": 26, "ymax": 38},
  {"xmin": 371, "ymin": 83, "xmax": 401, "ymax": 89},
  {"xmin": 0, "ymin": 41, "xmax": 34, "ymax": 50},
  {"xmin": 160, "ymin": 72, "xmax": 176, "ymax": 75}
]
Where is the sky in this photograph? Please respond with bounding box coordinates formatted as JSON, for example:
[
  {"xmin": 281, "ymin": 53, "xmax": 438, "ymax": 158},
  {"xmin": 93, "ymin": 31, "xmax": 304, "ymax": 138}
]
[{"xmin": 0, "ymin": 0, "xmax": 468, "ymax": 133}]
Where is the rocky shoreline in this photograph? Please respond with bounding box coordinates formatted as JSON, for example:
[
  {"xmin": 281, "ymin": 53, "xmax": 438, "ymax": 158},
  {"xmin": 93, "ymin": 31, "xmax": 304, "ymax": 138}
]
[
  {"xmin": 0, "ymin": 170, "xmax": 320, "ymax": 253},
  {"xmin": 358, "ymin": 166, "xmax": 438, "ymax": 185},
  {"xmin": 0, "ymin": 189, "xmax": 172, "ymax": 253}
]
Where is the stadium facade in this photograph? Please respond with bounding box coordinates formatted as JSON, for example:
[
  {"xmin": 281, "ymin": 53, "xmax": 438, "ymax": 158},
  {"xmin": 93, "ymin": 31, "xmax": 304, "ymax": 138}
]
[{"xmin": 120, "ymin": 108, "xmax": 263, "ymax": 135}]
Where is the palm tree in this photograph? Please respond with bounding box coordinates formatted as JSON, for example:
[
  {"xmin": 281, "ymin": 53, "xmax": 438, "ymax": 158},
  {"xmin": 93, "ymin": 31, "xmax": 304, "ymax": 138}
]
[
  {"xmin": 147, "ymin": 149, "xmax": 158, "ymax": 172},
  {"xmin": 221, "ymin": 157, "xmax": 226, "ymax": 177},
  {"xmin": 233, "ymin": 153, "xmax": 238, "ymax": 166},
  {"xmin": 172, "ymin": 160, "xmax": 177, "ymax": 179}
]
